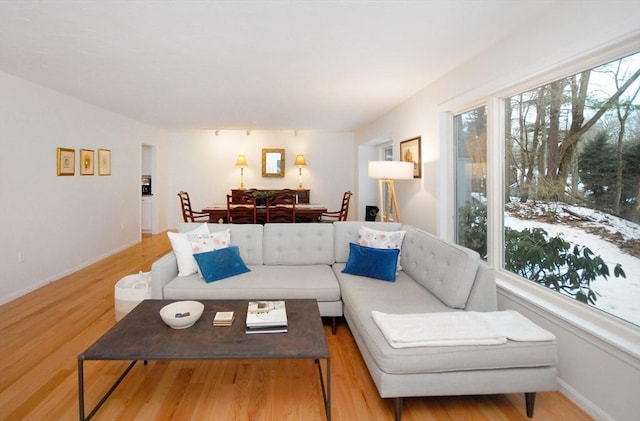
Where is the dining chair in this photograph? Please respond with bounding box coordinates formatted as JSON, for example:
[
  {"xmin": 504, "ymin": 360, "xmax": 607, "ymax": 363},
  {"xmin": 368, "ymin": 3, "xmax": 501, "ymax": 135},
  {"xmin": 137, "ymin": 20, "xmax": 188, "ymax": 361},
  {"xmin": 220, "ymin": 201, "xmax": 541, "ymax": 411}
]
[
  {"xmin": 227, "ymin": 193, "xmax": 257, "ymax": 224},
  {"xmin": 320, "ymin": 190, "xmax": 353, "ymax": 222},
  {"xmin": 266, "ymin": 190, "xmax": 296, "ymax": 223},
  {"xmin": 177, "ymin": 191, "xmax": 211, "ymax": 223}
]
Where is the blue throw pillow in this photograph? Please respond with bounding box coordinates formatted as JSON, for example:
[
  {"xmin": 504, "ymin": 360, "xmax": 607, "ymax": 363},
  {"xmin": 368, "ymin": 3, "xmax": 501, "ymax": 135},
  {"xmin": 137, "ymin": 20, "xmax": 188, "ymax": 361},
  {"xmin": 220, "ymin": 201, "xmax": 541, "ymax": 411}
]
[
  {"xmin": 342, "ymin": 242, "xmax": 400, "ymax": 282},
  {"xmin": 193, "ymin": 246, "xmax": 250, "ymax": 283}
]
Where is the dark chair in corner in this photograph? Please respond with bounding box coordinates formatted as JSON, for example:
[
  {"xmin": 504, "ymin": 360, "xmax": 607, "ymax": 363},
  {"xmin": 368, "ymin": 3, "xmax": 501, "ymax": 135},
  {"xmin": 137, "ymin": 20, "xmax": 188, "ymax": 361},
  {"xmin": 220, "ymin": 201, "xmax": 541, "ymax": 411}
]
[
  {"xmin": 320, "ymin": 190, "xmax": 352, "ymax": 222},
  {"xmin": 266, "ymin": 190, "xmax": 296, "ymax": 223},
  {"xmin": 227, "ymin": 193, "xmax": 257, "ymax": 224},
  {"xmin": 177, "ymin": 191, "xmax": 211, "ymax": 223}
]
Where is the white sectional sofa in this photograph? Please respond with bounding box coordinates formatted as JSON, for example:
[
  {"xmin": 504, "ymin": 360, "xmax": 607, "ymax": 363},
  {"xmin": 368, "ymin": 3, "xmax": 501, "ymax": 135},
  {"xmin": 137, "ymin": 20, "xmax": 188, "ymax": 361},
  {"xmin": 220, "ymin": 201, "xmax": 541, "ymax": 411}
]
[{"xmin": 150, "ymin": 221, "xmax": 558, "ymax": 420}]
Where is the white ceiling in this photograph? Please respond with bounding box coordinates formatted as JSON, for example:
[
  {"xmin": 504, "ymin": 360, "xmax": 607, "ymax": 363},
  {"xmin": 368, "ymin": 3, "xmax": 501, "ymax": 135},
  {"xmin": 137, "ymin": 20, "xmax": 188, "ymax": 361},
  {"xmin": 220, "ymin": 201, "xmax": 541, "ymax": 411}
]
[{"xmin": 0, "ymin": 1, "xmax": 556, "ymax": 131}]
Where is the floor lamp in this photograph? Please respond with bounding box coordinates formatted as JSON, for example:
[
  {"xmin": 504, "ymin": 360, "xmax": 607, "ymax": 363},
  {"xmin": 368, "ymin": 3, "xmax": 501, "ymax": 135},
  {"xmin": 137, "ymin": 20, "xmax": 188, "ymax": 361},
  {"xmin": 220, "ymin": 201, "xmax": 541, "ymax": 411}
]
[{"xmin": 368, "ymin": 161, "xmax": 414, "ymax": 222}]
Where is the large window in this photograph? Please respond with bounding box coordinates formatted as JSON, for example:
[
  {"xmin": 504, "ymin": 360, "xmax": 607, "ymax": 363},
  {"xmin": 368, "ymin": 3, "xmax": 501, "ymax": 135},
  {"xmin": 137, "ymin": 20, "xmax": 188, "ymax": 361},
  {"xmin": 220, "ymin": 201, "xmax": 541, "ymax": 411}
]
[
  {"xmin": 504, "ymin": 52, "xmax": 639, "ymax": 326},
  {"xmin": 455, "ymin": 52, "xmax": 640, "ymax": 327}
]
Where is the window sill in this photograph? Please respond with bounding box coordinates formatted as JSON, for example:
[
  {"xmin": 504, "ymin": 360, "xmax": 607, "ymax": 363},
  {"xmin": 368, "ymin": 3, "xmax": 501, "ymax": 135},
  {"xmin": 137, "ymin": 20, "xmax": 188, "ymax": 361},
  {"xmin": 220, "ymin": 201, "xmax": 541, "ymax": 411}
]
[{"xmin": 496, "ymin": 271, "xmax": 640, "ymax": 363}]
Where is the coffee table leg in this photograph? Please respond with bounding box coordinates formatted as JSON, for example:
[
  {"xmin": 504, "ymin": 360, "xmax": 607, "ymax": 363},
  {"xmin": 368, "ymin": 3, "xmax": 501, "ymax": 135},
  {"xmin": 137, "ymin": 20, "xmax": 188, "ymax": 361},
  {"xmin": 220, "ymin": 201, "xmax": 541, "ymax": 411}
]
[
  {"xmin": 327, "ymin": 358, "xmax": 331, "ymax": 421},
  {"xmin": 78, "ymin": 360, "xmax": 138, "ymax": 420},
  {"xmin": 78, "ymin": 359, "xmax": 85, "ymax": 420},
  {"xmin": 316, "ymin": 358, "xmax": 331, "ymax": 421}
]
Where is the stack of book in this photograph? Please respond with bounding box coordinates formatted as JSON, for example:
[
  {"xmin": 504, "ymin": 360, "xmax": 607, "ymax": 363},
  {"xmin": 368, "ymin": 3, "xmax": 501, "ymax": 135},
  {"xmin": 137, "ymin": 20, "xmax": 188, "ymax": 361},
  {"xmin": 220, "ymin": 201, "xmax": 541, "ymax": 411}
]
[
  {"xmin": 213, "ymin": 311, "xmax": 235, "ymax": 326},
  {"xmin": 245, "ymin": 301, "xmax": 288, "ymax": 334}
]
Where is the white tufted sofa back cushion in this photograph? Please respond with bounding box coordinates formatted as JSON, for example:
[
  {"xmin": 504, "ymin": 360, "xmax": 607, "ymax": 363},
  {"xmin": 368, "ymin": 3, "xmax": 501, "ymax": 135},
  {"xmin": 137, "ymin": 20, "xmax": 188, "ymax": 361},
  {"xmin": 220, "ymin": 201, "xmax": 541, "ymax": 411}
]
[
  {"xmin": 263, "ymin": 223, "xmax": 335, "ymax": 265},
  {"xmin": 210, "ymin": 224, "xmax": 264, "ymax": 265},
  {"xmin": 400, "ymin": 225, "xmax": 480, "ymax": 309}
]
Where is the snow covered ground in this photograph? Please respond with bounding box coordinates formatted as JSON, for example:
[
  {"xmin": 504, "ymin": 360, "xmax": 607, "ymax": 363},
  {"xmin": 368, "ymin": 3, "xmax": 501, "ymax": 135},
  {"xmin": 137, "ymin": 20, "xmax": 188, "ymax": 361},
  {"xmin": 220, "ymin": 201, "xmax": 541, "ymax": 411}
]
[{"xmin": 505, "ymin": 202, "xmax": 640, "ymax": 326}]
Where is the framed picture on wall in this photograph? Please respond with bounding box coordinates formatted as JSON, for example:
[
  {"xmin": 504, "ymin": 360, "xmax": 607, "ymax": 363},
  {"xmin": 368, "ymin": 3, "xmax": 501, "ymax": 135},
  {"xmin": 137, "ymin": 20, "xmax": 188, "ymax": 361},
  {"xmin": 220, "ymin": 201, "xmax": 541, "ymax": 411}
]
[
  {"xmin": 400, "ymin": 136, "xmax": 421, "ymax": 178},
  {"xmin": 261, "ymin": 148, "xmax": 285, "ymax": 178},
  {"xmin": 56, "ymin": 147, "xmax": 75, "ymax": 176},
  {"xmin": 98, "ymin": 148, "xmax": 111, "ymax": 176},
  {"xmin": 80, "ymin": 149, "xmax": 94, "ymax": 175}
]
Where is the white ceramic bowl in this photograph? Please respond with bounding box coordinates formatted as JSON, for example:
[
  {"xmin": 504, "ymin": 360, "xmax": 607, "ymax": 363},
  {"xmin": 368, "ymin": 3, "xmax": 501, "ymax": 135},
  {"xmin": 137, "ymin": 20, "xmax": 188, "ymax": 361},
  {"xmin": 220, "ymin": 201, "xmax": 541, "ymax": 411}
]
[{"xmin": 160, "ymin": 301, "xmax": 204, "ymax": 329}]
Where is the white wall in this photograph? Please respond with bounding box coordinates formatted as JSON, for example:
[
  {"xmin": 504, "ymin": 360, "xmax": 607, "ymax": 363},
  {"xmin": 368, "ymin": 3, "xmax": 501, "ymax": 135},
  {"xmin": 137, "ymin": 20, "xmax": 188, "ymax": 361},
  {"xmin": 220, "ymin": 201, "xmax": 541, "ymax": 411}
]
[
  {"xmin": 353, "ymin": 3, "xmax": 640, "ymax": 421},
  {"xmin": 356, "ymin": 91, "xmax": 441, "ymax": 231},
  {"xmin": 0, "ymin": 77, "xmax": 355, "ymax": 304},
  {"xmin": 0, "ymin": 72, "xmax": 165, "ymax": 304},
  {"xmin": 159, "ymin": 129, "xmax": 355, "ymax": 229}
]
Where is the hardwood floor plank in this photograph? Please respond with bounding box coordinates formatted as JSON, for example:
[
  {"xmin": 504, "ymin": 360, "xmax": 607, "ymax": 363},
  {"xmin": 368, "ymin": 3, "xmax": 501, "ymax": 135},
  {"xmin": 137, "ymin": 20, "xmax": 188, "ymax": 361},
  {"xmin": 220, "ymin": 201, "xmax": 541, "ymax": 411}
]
[{"xmin": 0, "ymin": 232, "xmax": 593, "ymax": 421}]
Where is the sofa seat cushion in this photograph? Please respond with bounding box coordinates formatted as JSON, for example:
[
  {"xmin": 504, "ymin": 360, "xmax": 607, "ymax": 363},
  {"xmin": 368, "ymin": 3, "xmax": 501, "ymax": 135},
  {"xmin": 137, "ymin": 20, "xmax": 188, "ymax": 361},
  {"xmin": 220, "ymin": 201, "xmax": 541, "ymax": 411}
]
[
  {"xmin": 335, "ymin": 264, "xmax": 558, "ymax": 375},
  {"xmin": 164, "ymin": 264, "xmax": 340, "ymax": 302}
]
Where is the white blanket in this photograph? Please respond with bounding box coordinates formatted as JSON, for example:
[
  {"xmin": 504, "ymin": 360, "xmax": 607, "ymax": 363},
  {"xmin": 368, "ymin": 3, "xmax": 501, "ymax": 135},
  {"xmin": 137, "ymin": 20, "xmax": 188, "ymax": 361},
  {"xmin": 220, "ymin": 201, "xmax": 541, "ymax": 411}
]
[{"xmin": 371, "ymin": 310, "xmax": 556, "ymax": 349}]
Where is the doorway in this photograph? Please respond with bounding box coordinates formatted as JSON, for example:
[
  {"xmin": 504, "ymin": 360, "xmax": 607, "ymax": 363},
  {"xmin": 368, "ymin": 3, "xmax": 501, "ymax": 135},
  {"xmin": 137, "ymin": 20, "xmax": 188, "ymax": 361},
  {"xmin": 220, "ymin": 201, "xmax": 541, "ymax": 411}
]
[{"xmin": 141, "ymin": 144, "xmax": 158, "ymax": 234}]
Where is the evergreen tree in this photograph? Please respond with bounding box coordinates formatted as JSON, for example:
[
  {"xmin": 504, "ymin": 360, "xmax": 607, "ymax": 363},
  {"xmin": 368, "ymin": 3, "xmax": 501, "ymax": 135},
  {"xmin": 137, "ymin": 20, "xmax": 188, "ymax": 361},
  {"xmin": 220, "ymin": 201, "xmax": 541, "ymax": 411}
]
[{"xmin": 579, "ymin": 131, "xmax": 617, "ymax": 210}]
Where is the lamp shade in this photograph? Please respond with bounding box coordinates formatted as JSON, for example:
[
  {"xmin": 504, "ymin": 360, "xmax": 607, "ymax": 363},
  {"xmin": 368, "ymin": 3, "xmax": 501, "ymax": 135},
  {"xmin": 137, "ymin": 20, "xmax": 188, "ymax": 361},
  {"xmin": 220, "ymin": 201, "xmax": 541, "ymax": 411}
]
[
  {"xmin": 236, "ymin": 155, "xmax": 248, "ymax": 167},
  {"xmin": 368, "ymin": 161, "xmax": 413, "ymax": 180},
  {"xmin": 294, "ymin": 154, "xmax": 307, "ymax": 166}
]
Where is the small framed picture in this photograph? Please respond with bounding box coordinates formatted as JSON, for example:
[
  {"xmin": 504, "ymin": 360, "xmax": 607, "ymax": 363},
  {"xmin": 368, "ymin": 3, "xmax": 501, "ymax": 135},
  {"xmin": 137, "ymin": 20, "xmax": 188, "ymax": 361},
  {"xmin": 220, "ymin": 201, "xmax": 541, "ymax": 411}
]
[
  {"xmin": 57, "ymin": 147, "xmax": 75, "ymax": 176},
  {"xmin": 98, "ymin": 148, "xmax": 111, "ymax": 176},
  {"xmin": 80, "ymin": 149, "xmax": 94, "ymax": 175},
  {"xmin": 400, "ymin": 136, "xmax": 421, "ymax": 178}
]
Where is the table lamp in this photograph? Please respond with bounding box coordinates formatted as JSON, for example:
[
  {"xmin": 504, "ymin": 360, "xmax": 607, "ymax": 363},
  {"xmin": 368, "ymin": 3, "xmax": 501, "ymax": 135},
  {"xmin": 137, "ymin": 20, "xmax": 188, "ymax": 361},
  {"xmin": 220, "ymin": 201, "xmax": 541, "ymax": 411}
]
[
  {"xmin": 294, "ymin": 154, "xmax": 307, "ymax": 189},
  {"xmin": 368, "ymin": 161, "xmax": 413, "ymax": 222},
  {"xmin": 236, "ymin": 155, "xmax": 248, "ymax": 189}
]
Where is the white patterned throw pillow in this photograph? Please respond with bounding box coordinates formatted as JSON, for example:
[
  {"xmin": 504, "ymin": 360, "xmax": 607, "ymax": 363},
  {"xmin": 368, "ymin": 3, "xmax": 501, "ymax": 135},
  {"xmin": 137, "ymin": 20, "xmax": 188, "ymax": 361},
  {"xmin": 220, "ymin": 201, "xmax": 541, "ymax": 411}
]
[
  {"xmin": 357, "ymin": 225, "xmax": 407, "ymax": 270},
  {"xmin": 189, "ymin": 229, "xmax": 231, "ymax": 254},
  {"xmin": 190, "ymin": 229, "xmax": 231, "ymax": 277}
]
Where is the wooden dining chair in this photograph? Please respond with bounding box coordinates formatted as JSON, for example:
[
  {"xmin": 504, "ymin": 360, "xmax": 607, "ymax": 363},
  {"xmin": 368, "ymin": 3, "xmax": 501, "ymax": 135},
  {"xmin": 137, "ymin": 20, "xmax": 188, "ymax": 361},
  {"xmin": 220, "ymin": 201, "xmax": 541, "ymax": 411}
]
[
  {"xmin": 266, "ymin": 191, "xmax": 296, "ymax": 223},
  {"xmin": 320, "ymin": 190, "xmax": 352, "ymax": 222},
  {"xmin": 177, "ymin": 191, "xmax": 211, "ymax": 223},
  {"xmin": 227, "ymin": 193, "xmax": 257, "ymax": 224}
]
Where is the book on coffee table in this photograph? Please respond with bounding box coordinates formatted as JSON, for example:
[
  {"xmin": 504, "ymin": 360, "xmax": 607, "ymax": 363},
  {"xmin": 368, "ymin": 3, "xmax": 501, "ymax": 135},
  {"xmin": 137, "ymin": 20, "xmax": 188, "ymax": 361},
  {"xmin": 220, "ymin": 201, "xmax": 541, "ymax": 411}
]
[
  {"xmin": 213, "ymin": 311, "xmax": 235, "ymax": 326},
  {"xmin": 246, "ymin": 301, "xmax": 287, "ymax": 333},
  {"xmin": 245, "ymin": 325, "xmax": 288, "ymax": 334}
]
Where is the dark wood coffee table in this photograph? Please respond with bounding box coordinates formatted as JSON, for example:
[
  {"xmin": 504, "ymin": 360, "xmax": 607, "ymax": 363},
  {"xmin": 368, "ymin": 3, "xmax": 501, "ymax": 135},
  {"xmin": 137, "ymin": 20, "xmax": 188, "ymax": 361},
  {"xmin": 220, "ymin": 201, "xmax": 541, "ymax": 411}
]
[{"xmin": 78, "ymin": 299, "xmax": 330, "ymax": 420}]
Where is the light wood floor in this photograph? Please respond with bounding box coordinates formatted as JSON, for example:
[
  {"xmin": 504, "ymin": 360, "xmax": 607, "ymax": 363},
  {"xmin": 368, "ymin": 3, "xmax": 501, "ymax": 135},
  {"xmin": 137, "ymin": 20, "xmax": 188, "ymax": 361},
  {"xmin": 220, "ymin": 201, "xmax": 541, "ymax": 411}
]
[{"xmin": 0, "ymin": 232, "xmax": 593, "ymax": 421}]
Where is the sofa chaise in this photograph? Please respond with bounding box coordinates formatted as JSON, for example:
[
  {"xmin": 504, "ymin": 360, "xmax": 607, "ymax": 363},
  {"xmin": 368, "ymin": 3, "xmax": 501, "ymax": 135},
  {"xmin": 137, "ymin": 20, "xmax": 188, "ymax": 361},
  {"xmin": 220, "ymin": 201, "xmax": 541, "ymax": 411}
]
[
  {"xmin": 150, "ymin": 221, "xmax": 558, "ymax": 419},
  {"xmin": 332, "ymin": 222, "xmax": 558, "ymax": 420}
]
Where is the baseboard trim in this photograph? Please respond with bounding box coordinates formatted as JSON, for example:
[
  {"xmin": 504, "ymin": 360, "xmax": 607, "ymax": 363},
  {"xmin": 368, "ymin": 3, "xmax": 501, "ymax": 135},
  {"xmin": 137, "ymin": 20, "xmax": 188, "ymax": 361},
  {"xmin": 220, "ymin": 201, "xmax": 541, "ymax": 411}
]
[
  {"xmin": 557, "ymin": 378, "xmax": 612, "ymax": 421},
  {"xmin": 0, "ymin": 239, "xmax": 139, "ymax": 306}
]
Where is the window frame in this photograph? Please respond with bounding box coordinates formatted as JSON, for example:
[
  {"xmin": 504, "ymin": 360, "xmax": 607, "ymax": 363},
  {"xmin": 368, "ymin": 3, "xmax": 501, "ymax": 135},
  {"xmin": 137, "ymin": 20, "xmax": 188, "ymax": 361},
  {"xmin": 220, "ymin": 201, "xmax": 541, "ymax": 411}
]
[{"xmin": 442, "ymin": 37, "xmax": 640, "ymax": 359}]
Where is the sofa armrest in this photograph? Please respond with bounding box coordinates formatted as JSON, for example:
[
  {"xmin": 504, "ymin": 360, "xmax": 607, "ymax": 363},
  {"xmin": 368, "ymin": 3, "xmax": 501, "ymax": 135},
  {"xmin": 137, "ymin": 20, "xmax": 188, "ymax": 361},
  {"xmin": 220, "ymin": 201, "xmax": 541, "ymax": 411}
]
[
  {"xmin": 150, "ymin": 252, "xmax": 178, "ymax": 299},
  {"xmin": 465, "ymin": 261, "xmax": 497, "ymax": 311}
]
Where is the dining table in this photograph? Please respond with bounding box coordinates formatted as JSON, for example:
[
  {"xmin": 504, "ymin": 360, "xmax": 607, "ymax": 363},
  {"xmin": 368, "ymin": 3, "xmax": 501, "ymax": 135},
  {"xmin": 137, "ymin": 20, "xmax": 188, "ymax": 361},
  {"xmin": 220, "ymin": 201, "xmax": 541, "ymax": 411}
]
[{"xmin": 201, "ymin": 204, "xmax": 328, "ymax": 223}]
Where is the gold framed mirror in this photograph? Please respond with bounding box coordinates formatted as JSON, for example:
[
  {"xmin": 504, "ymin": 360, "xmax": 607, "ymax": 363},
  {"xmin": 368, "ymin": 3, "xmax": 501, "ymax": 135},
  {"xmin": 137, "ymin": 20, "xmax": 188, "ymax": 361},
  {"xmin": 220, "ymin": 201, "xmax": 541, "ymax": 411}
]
[{"xmin": 262, "ymin": 148, "xmax": 285, "ymax": 178}]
